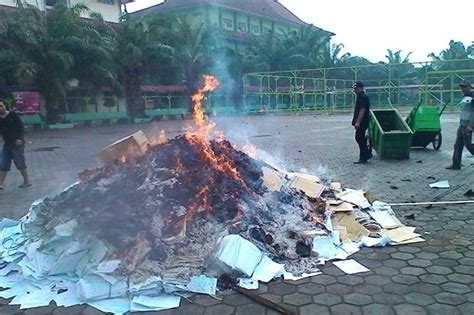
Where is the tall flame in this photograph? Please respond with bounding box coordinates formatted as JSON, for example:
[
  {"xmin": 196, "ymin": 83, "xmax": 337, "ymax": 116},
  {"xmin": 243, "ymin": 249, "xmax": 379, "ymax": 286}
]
[
  {"xmin": 186, "ymin": 75, "xmax": 220, "ymax": 141},
  {"xmin": 184, "ymin": 76, "xmax": 244, "ymax": 182}
]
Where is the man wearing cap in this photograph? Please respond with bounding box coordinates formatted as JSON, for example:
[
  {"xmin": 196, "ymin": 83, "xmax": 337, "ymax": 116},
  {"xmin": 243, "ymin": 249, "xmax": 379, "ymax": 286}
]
[
  {"xmin": 352, "ymin": 81, "xmax": 372, "ymax": 164},
  {"xmin": 446, "ymin": 80, "xmax": 474, "ymax": 170}
]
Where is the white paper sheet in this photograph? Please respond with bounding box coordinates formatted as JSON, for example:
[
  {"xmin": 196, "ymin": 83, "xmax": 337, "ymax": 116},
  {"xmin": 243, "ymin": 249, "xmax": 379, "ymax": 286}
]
[
  {"xmin": 10, "ymin": 288, "xmax": 55, "ymax": 309},
  {"xmin": 312, "ymin": 236, "xmax": 338, "ymax": 259},
  {"xmin": 54, "ymin": 219, "xmax": 78, "ymax": 237},
  {"xmin": 384, "ymin": 227, "xmax": 421, "ymax": 244},
  {"xmin": 251, "ymin": 256, "xmax": 285, "ymax": 283},
  {"xmin": 336, "ymin": 189, "xmax": 371, "ymax": 209},
  {"xmin": 368, "ymin": 211, "xmax": 402, "ymax": 229},
  {"xmin": 238, "ymin": 278, "xmax": 259, "ymax": 290},
  {"xmin": 215, "ymin": 234, "xmax": 262, "ymax": 276},
  {"xmin": 130, "ymin": 295, "xmax": 180, "ymax": 312},
  {"xmin": 0, "ymin": 219, "xmax": 20, "ymax": 229},
  {"xmin": 430, "ymin": 180, "xmax": 450, "ymax": 189},
  {"xmin": 54, "ymin": 285, "xmax": 83, "ymax": 307},
  {"xmin": 360, "ymin": 235, "xmax": 391, "ymax": 247},
  {"xmin": 77, "ymin": 275, "xmax": 127, "ymax": 301},
  {"xmin": 88, "ymin": 297, "xmax": 130, "ymax": 315},
  {"xmin": 186, "ymin": 275, "xmax": 217, "ymax": 295},
  {"xmin": 96, "ymin": 260, "xmax": 121, "ymax": 274},
  {"xmin": 429, "ymin": 180, "xmax": 450, "ymax": 189},
  {"xmin": 0, "ymin": 282, "xmax": 40, "ymax": 299},
  {"xmin": 333, "ymin": 259, "xmax": 370, "ymax": 274}
]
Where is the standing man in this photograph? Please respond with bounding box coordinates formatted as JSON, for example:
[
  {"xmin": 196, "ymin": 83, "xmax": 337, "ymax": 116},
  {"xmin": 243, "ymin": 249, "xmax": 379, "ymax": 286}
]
[
  {"xmin": 446, "ymin": 80, "xmax": 474, "ymax": 170},
  {"xmin": 0, "ymin": 99, "xmax": 31, "ymax": 189},
  {"xmin": 352, "ymin": 81, "xmax": 372, "ymax": 164}
]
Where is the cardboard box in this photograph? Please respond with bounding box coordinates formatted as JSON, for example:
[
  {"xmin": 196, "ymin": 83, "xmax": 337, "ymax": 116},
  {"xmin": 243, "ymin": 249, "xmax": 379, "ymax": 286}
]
[{"xmin": 99, "ymin": 130, "xmax": 149, "ymax": 165}]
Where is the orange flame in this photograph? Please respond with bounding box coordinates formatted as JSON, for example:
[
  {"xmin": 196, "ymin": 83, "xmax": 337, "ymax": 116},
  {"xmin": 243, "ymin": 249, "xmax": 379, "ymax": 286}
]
[
  {"xmin": 183, "ymin": 75, "xmax": 243, "ymax": 182},
  {"xmin": 186, "ymin": 75, "xmax": 220, "ymax": 141}
]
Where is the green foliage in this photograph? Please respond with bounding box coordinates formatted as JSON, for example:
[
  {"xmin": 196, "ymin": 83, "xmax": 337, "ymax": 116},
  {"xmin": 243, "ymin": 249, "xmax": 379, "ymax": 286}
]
[
  {"xmin": 428, "ymin": 40, "xmax": 474, "ymax": 70},
  {"xmin": 0, "ymin": 3, "xmax": 119, "ymax": 121}
]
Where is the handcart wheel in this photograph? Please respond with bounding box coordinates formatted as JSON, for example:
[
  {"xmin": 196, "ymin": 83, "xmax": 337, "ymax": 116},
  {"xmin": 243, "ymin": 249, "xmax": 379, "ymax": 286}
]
[{"xmin": 432, "ymin": 132, "xmax": 442, "ymax": 150}]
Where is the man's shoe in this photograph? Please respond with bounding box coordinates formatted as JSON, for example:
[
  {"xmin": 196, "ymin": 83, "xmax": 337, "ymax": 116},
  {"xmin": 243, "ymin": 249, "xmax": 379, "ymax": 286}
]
[
  {"xmin": 445, "ymin": 165, "xmax": 460, "ymax": 170},
  {"xmin": 354, "ymin": 160, "xmax": 368, "ymax": 164},
  {"xmin": 18, "ymin": 183, "xmax": 32, "ymax": 188}
]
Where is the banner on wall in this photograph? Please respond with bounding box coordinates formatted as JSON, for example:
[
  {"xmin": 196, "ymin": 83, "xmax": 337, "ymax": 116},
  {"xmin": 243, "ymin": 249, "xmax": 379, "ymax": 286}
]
[{"xmin": 12, "ymin": 91, "xmax": 40, "ymax": 113}]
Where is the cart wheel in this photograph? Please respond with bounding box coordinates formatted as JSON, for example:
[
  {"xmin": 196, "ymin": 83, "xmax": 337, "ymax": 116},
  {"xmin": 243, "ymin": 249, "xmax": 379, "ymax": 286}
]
[{"xmin": 432, "ymin": 132, "xmax": 442, "ymax": 150}]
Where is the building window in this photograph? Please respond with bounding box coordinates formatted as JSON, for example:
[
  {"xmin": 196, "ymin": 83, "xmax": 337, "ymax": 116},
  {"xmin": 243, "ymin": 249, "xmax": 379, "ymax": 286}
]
[
  {"xmin": 237, "ymin": 21, "xmax": 247, "ymax": 32},
  {"xmin": 251, "ymin": 24, "xmax": 260, "ymax": 35},
  {"xmin": 222, "ymin": 18, "xmax": 233, "ymax": 30},
  {"xmin": 263, "ymin": 27, "xmax": 272, "ymax": 35},
  {"xmin": 98, "ymin": 0, "xmax": 115, "ymax": 4}
]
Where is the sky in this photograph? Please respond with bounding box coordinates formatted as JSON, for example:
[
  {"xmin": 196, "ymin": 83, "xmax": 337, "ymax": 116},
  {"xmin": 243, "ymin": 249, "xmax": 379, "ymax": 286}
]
[{"xmin": 126, "ymin": 0, "xmax": 474, "ymax": 63}]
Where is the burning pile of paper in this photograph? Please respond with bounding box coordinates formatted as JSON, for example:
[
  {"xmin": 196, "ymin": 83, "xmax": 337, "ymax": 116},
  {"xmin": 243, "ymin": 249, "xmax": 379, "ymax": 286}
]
[{"xmin": 0, "ymin": 75, "xmax": 424, "ymax": 314}]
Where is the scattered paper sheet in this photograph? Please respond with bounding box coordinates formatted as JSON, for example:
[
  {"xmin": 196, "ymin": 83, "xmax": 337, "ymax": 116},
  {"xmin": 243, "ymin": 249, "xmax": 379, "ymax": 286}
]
[
  {"xmin": 215, "ymin": 234, "xmax": 262, "ymax": 276},
  {"xmin": 429, "ymin": 180, "xmax": 450, "ymax": 189},
  {"xmin": 384, "ymin": 227, "xmax": 421, "ymax": 244},
  {"xmin": 391, "ymin": 237, "xmax": 425, "ymax": 245},
  {"xmin": 312, "ymin": 235, "xmax": 338, "ymax": 259},
  {"xmin": 290, "ymin": 176, "xmax": 325, "ymax": 198},
  {"xmin": 130, "ymin": 295, "xmax": 180, "ymax": 312},
  {"xmin": 333, "ymin": 259, "xmax": 370, "ymax": 274},
  {"xmin": 0, "ymin": 218, "xmax": 20, "ymax": 229},
  {"xmin": 336, "ymin": 189, "xmax": 371, "ymax": 209},
  {"xmin": 361, "ymin": 235, "xmax": 391, "ymax": 247},
  {"xmin": 186, "ymin": 275, "xmax": 217, "ymax": 295},
  {"xmin": 12, "ymin": 289, "xmax": 56, "ymax": 309},
  {"xmin": 88, "ymin": 297, "xmax": 130, "ymax": 315},
  {"xmin": 54, "ymin": 285, "xmax": 83, "ymax": 307},
  {"xmin": 330, "ymin": 182, "xmax": 343, "ymax": 192},
  {"xmin": 287, "ymin": 172, "xmax": 321, "ymax": 183},
  {"xmin": 334, "ymin": 241, "xmax": 361, "ymax": 260},
  {"xmin": 238, "ymin": 278, "xmax": 259, "ymax": 290},
  {"xmin": 368, "ymin": 210, "xmax": 402, "ymax": 229},
  {"xmin": 328, "ymin": 201, "xmax": 354, "ymax": 212},
  {"xmin": 252, "ymin": 256, "xmax": 285, "ymax": 283},
  {"xmin": 77, "ymin": 275, "xmax": 128, "ymax": 301},
  {"xmin": 54, "ymin": 219, "xmax": 78, "ymax": 237},
  {"xmin": 96, "ymin": 260, "xmax": 121, "ymax": 274}
]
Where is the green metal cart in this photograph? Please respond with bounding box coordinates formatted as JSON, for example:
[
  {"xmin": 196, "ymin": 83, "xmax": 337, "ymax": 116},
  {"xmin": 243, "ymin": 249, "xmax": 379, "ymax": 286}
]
[
  {"xmin": 405, "ymin": 100, "xmax": 450, "ymax": 150},
  {"xmin": 368, "ymin": 109, "xmax": 413, "ymax": 159}
]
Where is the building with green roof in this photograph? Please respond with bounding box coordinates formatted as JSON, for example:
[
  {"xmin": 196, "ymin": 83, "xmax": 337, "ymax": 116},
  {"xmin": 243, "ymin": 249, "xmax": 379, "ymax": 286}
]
[{"xmin": 132, "ymin": 0, "xmax": 334, "ymax": 50}]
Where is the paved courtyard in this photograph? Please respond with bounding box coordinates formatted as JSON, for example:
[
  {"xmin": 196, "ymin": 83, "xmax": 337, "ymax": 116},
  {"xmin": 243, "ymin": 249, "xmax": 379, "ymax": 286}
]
[{"xmin": 0, "ymin": 113, "xmax": 473, "ymax": 314}]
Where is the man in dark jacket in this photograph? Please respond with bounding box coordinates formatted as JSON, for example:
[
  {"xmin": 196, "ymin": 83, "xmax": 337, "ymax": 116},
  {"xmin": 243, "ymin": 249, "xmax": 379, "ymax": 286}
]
[
  {"xmin": 0, "ymin": 100, "xmax": 31, "ymax": 189},
  {"xmin": 352, "ymin": 81, "xmax": 372, "ymax": 164},
  {"xmin": 446, "ymin": 80, "xmax": 474, "ymax": 170}
]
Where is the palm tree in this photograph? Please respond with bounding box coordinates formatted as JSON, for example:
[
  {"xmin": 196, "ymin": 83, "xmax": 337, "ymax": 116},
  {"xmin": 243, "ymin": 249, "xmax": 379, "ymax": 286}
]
[
  {"xmin": 428, "ymin": 40, "xmax": 474, "ymax": 70},
  {"xmin": 283, "ymin": 25, "xmax": 332, "ymax": 69},
  {"xmin": 113, "ymin": 13, "xmax": 174, "ymax": 117},
  {"xmin": 0, "ymin": 3, "xmax": 118, "ymax": 122},
  {"xmin": 385, "ymin": 49, "xmax": 413, "ymax": 64},
  {"xmin": 328, "ymin": 43, "xmax": 351, "ymax": 67}
]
